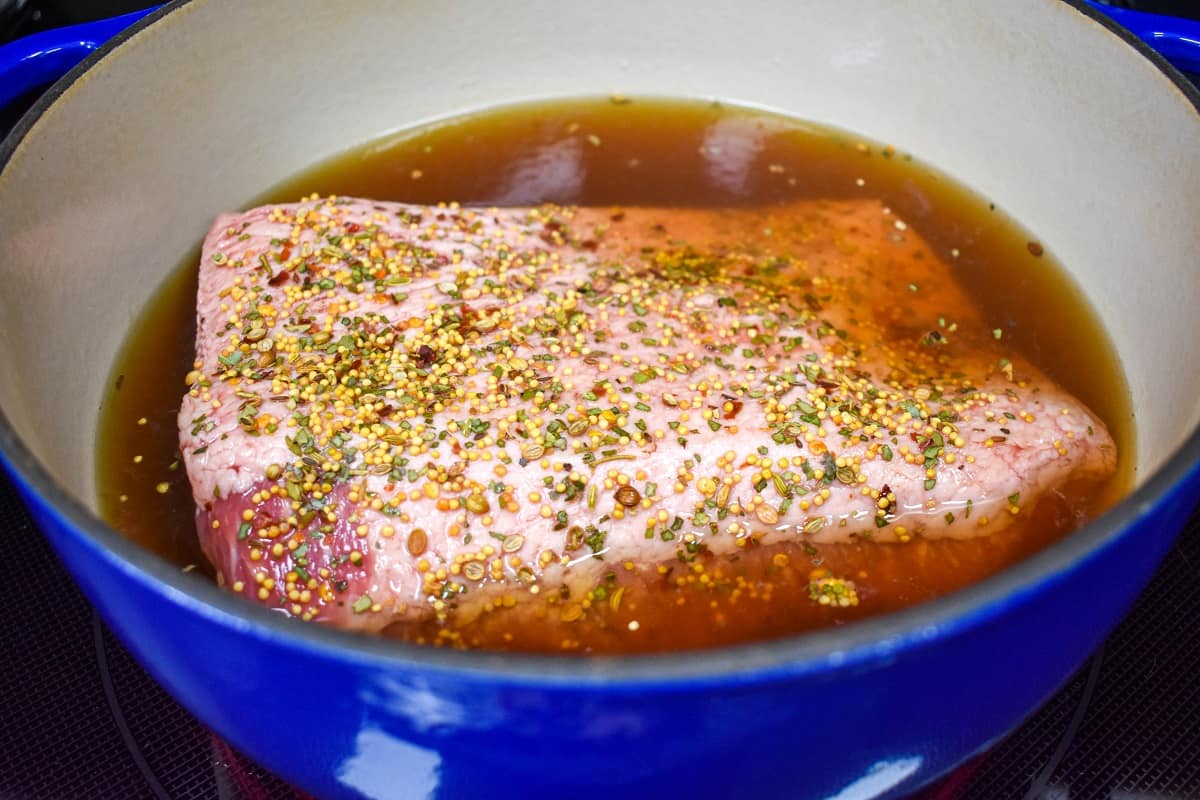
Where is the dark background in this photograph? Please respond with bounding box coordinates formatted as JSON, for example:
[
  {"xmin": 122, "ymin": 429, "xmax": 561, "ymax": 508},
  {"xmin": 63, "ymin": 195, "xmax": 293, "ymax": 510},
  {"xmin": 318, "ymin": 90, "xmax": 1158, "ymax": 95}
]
[
  {"xmin": 1, "ymin": 2, "xmax": 1199, "ymax": 799},
  {"xmin": 1116, "ymin": 0, "xmax": 1200, "ymax": 14}
]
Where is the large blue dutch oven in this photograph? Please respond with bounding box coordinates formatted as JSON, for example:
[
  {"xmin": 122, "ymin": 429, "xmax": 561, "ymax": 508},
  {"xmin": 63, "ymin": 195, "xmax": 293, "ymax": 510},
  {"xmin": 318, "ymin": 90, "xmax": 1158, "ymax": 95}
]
[{"xmin": 1, "ymin": 2, "xmax": 1199, "ymax": 797}]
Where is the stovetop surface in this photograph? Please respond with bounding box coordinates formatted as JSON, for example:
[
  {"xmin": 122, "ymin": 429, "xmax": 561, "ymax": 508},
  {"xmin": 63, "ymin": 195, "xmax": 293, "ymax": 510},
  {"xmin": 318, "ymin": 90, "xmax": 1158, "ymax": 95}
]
[{"xmin": 2, "ymin": 2, "xmax": 1200, "ymax": 798}]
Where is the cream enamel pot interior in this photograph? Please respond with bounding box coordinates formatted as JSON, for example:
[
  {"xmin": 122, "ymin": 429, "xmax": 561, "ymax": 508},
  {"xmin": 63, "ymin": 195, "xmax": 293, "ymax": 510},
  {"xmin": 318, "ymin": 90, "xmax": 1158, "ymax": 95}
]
[{"xmin": 1, "ymin": 2, "xmax": 1199, "ymax": 798}]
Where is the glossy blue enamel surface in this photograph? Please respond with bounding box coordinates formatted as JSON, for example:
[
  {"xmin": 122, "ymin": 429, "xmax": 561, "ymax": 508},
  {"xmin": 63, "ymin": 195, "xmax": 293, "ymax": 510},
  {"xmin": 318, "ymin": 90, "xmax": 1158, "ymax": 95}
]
[
  {"xmin": 8, "ymin": 455, "xmax": 1199, "ymax": 799},
  {"xmin": 1084, "ymin": 0, "xmax": 1200, "ymax": 73},
  {"xmin": 3, "ymin": 3, "xmax": 1200, "ymax": 798},
  {"xmin": 0, "ymin": 6, "xmax": 157, "ymax": 109}
]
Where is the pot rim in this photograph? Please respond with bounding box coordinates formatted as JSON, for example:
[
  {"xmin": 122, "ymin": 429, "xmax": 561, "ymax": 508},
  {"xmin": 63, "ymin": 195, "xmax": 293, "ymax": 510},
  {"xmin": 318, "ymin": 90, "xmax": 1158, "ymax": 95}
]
[{"xmin": 1, "ymin": 0, "xmax": 1198, "ymax": 687}]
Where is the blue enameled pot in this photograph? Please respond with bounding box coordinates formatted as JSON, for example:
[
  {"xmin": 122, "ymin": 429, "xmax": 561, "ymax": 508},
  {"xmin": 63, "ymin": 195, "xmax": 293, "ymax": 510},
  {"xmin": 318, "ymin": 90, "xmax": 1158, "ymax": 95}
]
[{"xmin": 2, "ymin": 2, "xmax": 1199, "ymax": 797}]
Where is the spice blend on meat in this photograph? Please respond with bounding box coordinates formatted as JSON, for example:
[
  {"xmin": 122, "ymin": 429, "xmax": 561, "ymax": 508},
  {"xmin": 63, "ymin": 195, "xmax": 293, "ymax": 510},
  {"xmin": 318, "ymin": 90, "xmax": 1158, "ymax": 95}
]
[{"xmin": 178, "ymin": 195, "xmax": 1115, "ymax": 649}]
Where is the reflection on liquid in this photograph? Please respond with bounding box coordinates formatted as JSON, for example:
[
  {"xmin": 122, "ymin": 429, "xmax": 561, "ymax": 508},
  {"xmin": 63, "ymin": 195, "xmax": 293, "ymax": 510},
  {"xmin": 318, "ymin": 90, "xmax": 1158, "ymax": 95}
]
[
  {"xmin": 700, "ymin": 117, "xmax": 766, "ymax": 197},
  {"xmin": 494, "ymin": 137, "xmax": 585, "ymax": 205}
]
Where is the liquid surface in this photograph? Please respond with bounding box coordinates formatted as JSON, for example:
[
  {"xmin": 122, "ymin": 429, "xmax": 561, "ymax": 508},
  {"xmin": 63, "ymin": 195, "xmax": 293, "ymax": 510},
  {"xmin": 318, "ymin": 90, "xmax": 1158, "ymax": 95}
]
[{"xmin": 96, "ymin": 98, "xmax": 1132, "ymax": 653}]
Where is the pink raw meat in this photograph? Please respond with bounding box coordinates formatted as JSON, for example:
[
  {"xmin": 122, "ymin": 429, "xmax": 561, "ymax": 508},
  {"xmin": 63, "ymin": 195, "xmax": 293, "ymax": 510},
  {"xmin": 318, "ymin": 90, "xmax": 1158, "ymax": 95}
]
[{"xmin": 179, "ymin": 197, "xmax": 1116, "ymax": 631}]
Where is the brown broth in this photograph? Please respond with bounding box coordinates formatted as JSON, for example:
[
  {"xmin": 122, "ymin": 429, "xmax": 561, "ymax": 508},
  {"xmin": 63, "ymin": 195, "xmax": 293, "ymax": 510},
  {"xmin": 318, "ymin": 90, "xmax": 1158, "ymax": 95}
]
[{"xmin": 95, "ymin": 97, "xmax": 1133, "ymax": 653}]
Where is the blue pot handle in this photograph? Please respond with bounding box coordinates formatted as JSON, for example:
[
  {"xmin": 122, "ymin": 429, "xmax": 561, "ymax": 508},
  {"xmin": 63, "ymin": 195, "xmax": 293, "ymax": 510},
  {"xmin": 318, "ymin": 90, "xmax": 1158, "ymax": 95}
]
[
  {"xmin": 1084, "ymin": 1, "xmax": 1200, "ymax": 74},
  {"xmin": 0, "ymin": 3, "xmax": 1197, "ymax": 116},
  {"xmin": 0, "ymin": 6, "xmax": 158, "ymax": 111}
]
